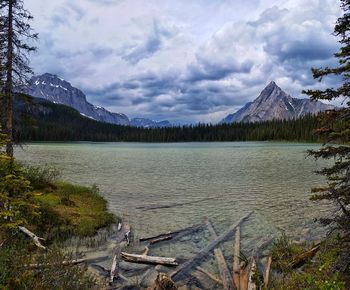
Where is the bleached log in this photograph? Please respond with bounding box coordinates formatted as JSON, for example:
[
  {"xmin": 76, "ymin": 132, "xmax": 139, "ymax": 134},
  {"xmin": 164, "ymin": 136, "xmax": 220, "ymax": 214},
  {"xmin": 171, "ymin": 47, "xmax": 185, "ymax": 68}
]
[
  {"xmin": 196, "ymin": 266, "xmax": 223, "ymax": 286},
  {"xmin": 121, "ymin": 252, "xmax": 178, "ymax": 266},
  {"xmin": 125, "ymin": 230, "xmax": 131, "ymax": 245},
  {"xmin": 205, "ymin": 218, "xmax": 234, "ymax": 290},
  {"xmin": 110, "ymin": 245, "xmax": 121, "ymax": 285},
  {"xmin": 142, "ymin": 246, "xmax": 150, "ymax": 256},
  {"xmin": 290, "ymin": 244, "xmax": 320, "ymax": 268},
  {"xmin": 263, "ymin": 255, "xmax": 272, "ymax": 288},
  {"xmin": 140, "ymin": 223, "xmax": 203, "ymax": 243},
  {"xmin": 233, "ymin": 227, "xmax": 240, "ymax": 289},
  {"xmin": 247, "ymin": 257, "xmax": 257, "ymax": 290},
  {"xmin": 18, "ymin": 226, "xmax": 47, "ymax": 250},
  {"xmin": 171, "ymin": 211, "xmax": 253, "ymax": 282},
  {"xmin": 150, "ymin": 235, "xmax": 173, "ymax": 245},
  {"xmin": 239, "ymin": 268, "xmax": 248, "ymax": 290},
  {"xmin": 136, "ymin": 197, "xmax": 216, "ymax": 211}
]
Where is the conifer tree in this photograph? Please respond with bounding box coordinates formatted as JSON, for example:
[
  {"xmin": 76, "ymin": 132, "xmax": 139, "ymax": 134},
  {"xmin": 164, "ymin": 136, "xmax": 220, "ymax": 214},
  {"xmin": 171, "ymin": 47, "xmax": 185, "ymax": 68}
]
[
  {"xmin": 0, "ymin": 0, "xmax": 37, "ymax": 157},
  {"xmin": 304, "ymin": 0, "xmax": 350, "ymax": 237}
]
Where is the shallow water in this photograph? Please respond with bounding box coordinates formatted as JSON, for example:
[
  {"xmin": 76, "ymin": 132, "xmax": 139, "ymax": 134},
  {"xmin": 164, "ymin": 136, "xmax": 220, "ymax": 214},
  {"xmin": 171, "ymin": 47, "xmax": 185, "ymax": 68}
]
[{"xmin": 15, "ymin": 142, "xmax": 332, "ymax": 279}]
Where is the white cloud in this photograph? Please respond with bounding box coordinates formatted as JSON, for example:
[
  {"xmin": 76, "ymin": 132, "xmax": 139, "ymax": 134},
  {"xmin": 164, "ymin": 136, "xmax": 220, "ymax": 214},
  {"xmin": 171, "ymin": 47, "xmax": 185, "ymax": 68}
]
[{"xmin": 26, "ymin": 0, "xmax": 342, "ymax": 123}]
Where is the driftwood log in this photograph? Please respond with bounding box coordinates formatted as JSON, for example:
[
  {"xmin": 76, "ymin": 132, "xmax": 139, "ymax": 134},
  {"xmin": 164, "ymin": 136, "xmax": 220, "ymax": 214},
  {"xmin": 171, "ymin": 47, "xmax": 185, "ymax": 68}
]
[
  {"xmin": 247, "ymin": 257, "xmax": 257, "ymax": 290},
  {"xmin": 121, "ymin": 252, "xmax": 178, "ymax": 266},
  {"xmin": 150, "ymin": 235, "xmax": 173, "ymax": 245},
  {"xmin": 263, "ymin": 255, "xmax": 272, "ymax": 288},
  {"xmin": 205, "ymin": 218, "xmax": 234, "ymax": 290},
  {"xmin": 140, "ymin": 223, "xmax": 203, "ymax": 243},
  {"xmin": 233, "ymin": 227, "xmax": 241, "ymax": 289},
  {"xmin": 171, "ymin": 211, "xmax": 254, "ymax": 282},
  {"xmin": 18, "ymin": 226, "xmax": 47, "ymax": 251},
  {"xmin": 290, "ymin": 244, "xmax": 320, "ymax": 268},
  {"xmin": 196, "ymin": 266, "xmax": 223, "ymax": 286},
  {"xmin": 136, "ymin": 197, "xmax": 216, "ymax": 211},
  {"xmin": 110, "ymin": 245, "xmax": 121, "ymax": 284}
]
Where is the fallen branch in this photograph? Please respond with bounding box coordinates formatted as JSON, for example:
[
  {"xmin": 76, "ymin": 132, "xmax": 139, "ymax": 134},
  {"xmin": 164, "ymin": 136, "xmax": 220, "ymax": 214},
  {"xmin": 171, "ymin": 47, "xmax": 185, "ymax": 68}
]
[
  {"xmin": 0, "ymin": 238, "xmax": 7, "ymax": 248},
  {"xmin": 171, "ymin": 211, "xmax": 254, "ymax": 282},
  {"xmin": 263, "ymin": 255, "xmax": 272, "ymax": 288},
  {"xmin": 196, "ymin": 266, "xmax": 223, "ymax": 286},
  {"xmin": 136, "ymin": 197, "xmax": 216, "ymax": 211},
  {"xmin": 150, "ymin": 235, "xmax": 173, "ymax": 245},
  {"xmin": 205, "ymin": 218, "xmax": 234, "ymax": 290},
  {"xmin": 140, "ymin": 223, "xmax": 203, "ymax": 243},
  {"xmin": 121, "ymin": 252, "xmax": 178, "ymax": 266},
  {"xmin": 247, "ymin": 257, "xmax": 257, "ymax": 290},
  {"xmin": 110, "ymin": 245, "xmax": 121, "ymax": 285},
  {"xmin": 233, "ymin": 227, "xmax": 240, "ymax": 289},
  {"xmin": 290, "ymin": 244, "xmax": 320, "ymax": 269},
  {"xmin": 18, "ymin": 226, "xmax": 47, "ymax": 251}
]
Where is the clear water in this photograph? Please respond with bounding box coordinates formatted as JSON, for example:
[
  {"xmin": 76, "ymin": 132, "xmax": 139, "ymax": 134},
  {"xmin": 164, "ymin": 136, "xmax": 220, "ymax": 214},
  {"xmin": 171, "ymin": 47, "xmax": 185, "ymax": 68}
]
[{"xmin": 15, "ymin": 142, "xmax": 332, "ymax": 274}]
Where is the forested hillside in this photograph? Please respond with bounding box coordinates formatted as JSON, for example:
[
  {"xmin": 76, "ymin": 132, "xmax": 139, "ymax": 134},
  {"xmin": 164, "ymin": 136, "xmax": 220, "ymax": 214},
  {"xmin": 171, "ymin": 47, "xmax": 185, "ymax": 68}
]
[{"xmin": 14, "ymin": 96, "xmax": 321, "ymax": 143}]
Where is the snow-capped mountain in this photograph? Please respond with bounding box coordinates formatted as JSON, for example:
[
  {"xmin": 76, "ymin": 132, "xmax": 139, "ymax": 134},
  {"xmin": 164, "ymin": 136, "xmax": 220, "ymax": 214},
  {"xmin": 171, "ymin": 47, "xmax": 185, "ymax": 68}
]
[
  {"xmin": 131, "ymin": 118, "xmax": 172, "ymax": 128},
  {"xmin": 25, "ymin": 73, "xmax": 130, "ymax": 125},
  {"xmin": 221, "ymin": 81, "xmax": 333, "ymax": 123}
]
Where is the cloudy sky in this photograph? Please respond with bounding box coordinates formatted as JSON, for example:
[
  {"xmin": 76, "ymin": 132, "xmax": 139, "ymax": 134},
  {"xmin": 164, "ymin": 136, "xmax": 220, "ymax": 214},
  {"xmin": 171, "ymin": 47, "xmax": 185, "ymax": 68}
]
[{"xmin": 26, "ymin": 0, "xmax": 341, "ymax": 123}]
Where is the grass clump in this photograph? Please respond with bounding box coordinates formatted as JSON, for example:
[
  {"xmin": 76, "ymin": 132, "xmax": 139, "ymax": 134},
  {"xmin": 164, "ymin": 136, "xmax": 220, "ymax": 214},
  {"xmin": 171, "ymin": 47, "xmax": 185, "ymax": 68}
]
[
  {"xmin": 22, "ymin": 165, "xmax": 59, "ymax": 190},
  {"xmin": 270, "ymin": 234, "xmax": 348, "ymax": 290},
  {"xmin": 0, "ymin": 241, "xmax": 97, "ymax": 290},
  {"xmin": 35, "ymin": 182, "xmax": 115, "ymax": 238},
  {"xmin": 270, "ymin": 233, "xmax": 304, "ymax": 274}
]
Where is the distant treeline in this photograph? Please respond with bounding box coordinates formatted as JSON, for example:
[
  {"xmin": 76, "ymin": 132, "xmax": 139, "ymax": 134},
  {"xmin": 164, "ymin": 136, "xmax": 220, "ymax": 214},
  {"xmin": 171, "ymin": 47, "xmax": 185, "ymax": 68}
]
[{"xmin": 14, "ymin": 97, "xmax": 321, "ymax": 143}]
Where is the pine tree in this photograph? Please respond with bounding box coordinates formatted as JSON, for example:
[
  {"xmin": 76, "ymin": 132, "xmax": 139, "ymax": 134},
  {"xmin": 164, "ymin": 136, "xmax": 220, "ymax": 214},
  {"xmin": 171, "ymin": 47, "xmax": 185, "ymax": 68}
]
[
  {"xmin": 304, "ymin": 1, "xmax": 350, "ymax": 238},
  {"xmin": 0, "ymin": 0, "xmax": 37, "ymax": 157}
]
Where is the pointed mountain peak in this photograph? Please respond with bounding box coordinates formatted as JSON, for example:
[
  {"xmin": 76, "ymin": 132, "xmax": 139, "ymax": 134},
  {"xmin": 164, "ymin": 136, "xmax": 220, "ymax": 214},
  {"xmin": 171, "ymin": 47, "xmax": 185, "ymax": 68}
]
[
  {"xmin": 268, "ymin": 80, "xmax": 277, "ymax": 87},
  {"xmin": 221, "ymin": 81, "xmax": 334, "ymax": 124},
  {"xmin": 257, "ymin": 80, "xmax": 285, "ymax": 103},
  {"xmin": 264, "ymin": 80, "xmax": 281, "ymax": 91}
]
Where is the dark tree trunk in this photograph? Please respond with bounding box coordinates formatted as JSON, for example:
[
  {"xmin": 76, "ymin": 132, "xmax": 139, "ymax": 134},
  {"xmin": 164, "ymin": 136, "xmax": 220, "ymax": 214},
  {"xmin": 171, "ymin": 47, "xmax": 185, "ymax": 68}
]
[{"xmin": 4, "ymin": 0, "xmax": 13, "ymax": 157}]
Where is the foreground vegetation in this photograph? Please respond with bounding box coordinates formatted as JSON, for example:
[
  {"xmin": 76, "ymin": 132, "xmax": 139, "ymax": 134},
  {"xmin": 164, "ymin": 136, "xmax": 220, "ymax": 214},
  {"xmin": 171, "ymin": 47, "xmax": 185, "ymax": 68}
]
[
  {"xmin": 0, "ymin": 134, "xmax": 115, "ymax": 289},
  {"xmin": 269, "ymin": 234, "xmax": 348, "ymax": 290}
]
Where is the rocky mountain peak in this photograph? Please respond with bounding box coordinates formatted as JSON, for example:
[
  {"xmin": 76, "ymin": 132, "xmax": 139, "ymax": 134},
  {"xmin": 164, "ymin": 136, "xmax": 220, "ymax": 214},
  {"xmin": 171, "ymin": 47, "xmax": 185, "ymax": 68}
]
[
  {"xmin": 23, "ymin": 73, "xmax": 173, "ymax": 128},
  {"xmin": 24, "ymin": 73, "xmax": 130, "ymax": 126},
  {"xmin": 221, "ymin": 82, "xmax": 334, "ymax": 123}
]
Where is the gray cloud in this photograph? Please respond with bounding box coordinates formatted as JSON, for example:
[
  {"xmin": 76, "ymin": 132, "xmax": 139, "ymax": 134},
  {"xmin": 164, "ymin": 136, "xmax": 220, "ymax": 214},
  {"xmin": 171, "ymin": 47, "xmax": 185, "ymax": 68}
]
[
  {"xmin": 27, "ymin": 0, "xmax": 341, "ymax": 123},
  {"xmin": 121, "ymin": 19, "xmax": 178, "ymax": 64}
]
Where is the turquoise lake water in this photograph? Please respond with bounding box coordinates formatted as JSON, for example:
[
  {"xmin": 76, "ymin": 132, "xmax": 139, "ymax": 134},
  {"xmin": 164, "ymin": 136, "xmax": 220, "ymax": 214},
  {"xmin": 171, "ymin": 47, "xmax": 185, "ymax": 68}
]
[{"xmin": 15, "ymin": 142, "xmax": 333, "ymax": 269}]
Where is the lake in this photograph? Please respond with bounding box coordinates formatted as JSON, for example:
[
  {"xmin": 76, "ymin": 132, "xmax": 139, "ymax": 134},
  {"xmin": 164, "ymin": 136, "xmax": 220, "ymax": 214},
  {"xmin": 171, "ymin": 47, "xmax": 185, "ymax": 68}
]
[{"xmin": 15, "ymin": 142, "xmax": 332, "ymax": 271}]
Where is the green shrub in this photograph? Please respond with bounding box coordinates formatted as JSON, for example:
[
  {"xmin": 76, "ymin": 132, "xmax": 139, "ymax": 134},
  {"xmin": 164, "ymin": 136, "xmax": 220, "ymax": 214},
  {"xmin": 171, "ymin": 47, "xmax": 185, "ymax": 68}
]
[
  {"xmin": 0, "ymin": 242, "xmax": 97, "ymax": 290},
  {"xmin": 270, "ymin": 233, "xmax": 304, "ymax": 274},
  {"xmin": 22, "ymin": 165, "xmax": 59, "ymax": 190}
]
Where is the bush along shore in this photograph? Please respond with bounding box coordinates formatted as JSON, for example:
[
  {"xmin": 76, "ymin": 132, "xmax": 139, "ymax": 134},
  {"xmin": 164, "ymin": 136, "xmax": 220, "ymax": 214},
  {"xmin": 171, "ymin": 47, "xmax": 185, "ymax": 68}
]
[{"xmin": 0, "ymin": 135, "xmax": 116, "ymax": 289}]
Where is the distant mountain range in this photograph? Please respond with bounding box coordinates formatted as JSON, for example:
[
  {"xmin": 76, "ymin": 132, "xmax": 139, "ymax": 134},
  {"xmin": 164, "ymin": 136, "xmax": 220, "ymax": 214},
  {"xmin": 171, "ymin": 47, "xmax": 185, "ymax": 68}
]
[
  {"xmin": 23, "ymin": 74, "xmax": 333, "ymax": 127},
  {"xmin": 23, "ymin": 73, "xmax": 172, "ymax": 128},
  {"xmin": 221, "ymin": 81, "xmax": 333, "ymax": 123}
]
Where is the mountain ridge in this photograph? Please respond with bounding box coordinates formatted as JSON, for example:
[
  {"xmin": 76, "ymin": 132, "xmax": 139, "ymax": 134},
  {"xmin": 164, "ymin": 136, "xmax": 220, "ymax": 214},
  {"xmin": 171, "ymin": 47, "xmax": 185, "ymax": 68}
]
[
  {"xmin": 23, "ymin": 73, "xmax": 172, "ymax": 128},
  {"xmin": 221, "ymin": 81, "xmax": 333, "ymax": 123}
]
